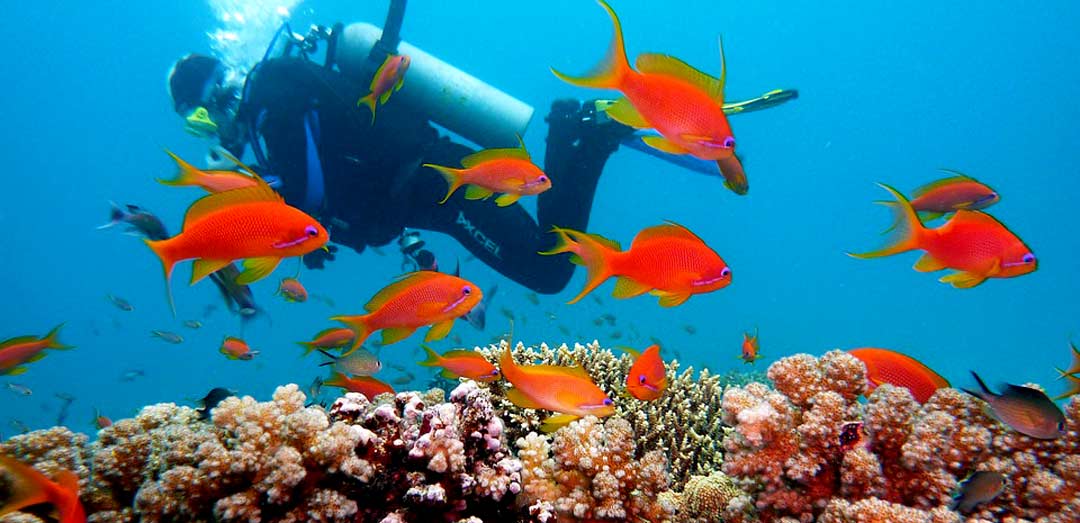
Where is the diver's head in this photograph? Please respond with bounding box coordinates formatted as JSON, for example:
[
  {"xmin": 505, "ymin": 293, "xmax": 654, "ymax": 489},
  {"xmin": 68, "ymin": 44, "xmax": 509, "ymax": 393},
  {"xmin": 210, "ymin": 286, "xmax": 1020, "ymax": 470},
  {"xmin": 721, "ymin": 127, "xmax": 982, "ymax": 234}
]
[{"xmin": 167, "ymin": 54, "xmax": 235, "ymax": 138}]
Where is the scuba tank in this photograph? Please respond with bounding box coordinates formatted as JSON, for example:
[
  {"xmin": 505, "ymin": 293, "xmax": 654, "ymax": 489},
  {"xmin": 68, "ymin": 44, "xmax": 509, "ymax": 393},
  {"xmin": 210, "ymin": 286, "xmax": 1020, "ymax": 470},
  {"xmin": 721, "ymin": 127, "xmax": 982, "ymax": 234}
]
[{"xmin": 334, "ymin": 22, "xmax": 534, "ymax": 149}]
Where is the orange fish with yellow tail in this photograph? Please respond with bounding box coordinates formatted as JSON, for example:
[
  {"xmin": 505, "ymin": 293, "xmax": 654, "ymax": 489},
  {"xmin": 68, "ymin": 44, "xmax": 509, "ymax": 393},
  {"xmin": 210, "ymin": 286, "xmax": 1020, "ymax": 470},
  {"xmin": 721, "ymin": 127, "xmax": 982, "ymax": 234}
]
[
  {"xmin": 552, "ymin": 0, "xmax": 747, "ymax": 194},
  {"xmin": 424, "ymin": 140, "xmax": 551, "ymax": 207},
  {"xmin": 499, "ymin": 344, "xmax": 614, "ymax": 432},
  {"xmin": 848, "ymin": 348, "xmax": 949, "ymax": 403},
  {"xmin": 323, "ymin": 372, "xmax": 395, "ymax": 400},
  {"xmin": 740, "ymin": 329, "xmax": 761, "ymax": 364},
  {"xmin": 0, "ymin": 324, "xmax": 73, "ymax": 376},
  {"xmin": 540, "ymin": 222, "xmax": 731, "ymax": 307},
  {"xmin": 625, "ymin": 344, "xmax": 667, "ymax": 401},
  {"xmin": 144, "ymin": 175, "xmax": 328, "ymax": 314},
  {"xmin": 0, "ymin": 454, "xmax": 85, "ymax": 523},
  {"xmin": 357, "ymin": 54, "xmax": 410, "ymax": 124},
  {"xmin": 849, "ymin": 184, "xmax": 1036, "ymax": 288},
  {"xmin": 332, "ymin": 271, "xmax": 482, "ymax": 353},
  {"xmin": 158, "ymin": 150, "xmax": 260, "ymax": 193},
  {"xmin": 297, "ymin": 327, "xmax": 356, "ymax": 355},
  {"xmin": 419, "ymin": 345, "xmax": 501, "ymax": 382}
]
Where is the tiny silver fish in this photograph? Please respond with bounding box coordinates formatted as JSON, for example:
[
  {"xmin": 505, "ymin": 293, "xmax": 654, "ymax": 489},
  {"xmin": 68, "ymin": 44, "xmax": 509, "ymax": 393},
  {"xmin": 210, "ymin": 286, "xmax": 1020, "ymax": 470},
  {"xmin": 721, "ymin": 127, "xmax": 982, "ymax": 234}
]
[
  {"xmin": 151, "ymin": 330, "xmax": 184, "ymax": 344},
  {"xmin": 5, "ymin": 383, "xmax": 32, "ymax": 396}
]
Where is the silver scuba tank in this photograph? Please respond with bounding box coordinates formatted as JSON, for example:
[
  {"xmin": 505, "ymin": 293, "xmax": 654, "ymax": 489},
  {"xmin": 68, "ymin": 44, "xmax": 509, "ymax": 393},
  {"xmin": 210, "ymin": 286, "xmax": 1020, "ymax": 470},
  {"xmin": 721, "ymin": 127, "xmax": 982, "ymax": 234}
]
[{"xmin": 334, "ymin": 22, "xmax": 534, "ymax": 149}]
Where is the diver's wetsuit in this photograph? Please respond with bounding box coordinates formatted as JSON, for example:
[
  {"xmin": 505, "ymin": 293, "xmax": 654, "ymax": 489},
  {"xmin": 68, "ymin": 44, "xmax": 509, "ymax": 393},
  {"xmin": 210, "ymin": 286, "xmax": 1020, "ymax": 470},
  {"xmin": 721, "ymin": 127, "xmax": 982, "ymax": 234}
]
[{"xmin": 238, "ymin": 58, "xmax": 628, "ymax": 293}]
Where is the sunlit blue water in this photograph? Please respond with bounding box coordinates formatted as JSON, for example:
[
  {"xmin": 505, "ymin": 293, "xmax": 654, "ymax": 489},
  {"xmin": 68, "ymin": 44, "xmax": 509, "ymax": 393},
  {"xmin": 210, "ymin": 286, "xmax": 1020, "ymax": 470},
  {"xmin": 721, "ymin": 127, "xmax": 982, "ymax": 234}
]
[{"xmin": 2, "ymin": 1, "xmax": 1079, "ymax": 435}]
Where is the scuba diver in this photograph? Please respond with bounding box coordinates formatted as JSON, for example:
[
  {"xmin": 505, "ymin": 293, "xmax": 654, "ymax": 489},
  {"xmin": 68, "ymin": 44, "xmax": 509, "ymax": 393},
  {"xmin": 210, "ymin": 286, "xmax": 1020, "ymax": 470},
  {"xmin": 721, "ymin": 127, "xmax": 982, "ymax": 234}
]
[{"xmin": 166, "ymin": 1, "xmax": 796, "ymax": 294}]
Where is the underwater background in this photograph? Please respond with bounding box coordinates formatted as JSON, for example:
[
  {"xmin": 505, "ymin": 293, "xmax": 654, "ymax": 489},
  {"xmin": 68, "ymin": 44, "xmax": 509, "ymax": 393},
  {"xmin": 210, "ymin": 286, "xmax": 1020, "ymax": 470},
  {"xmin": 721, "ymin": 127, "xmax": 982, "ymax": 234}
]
[{"xmin": 2, "ymin": 0, "xmax": 1079, "ymax": 436}]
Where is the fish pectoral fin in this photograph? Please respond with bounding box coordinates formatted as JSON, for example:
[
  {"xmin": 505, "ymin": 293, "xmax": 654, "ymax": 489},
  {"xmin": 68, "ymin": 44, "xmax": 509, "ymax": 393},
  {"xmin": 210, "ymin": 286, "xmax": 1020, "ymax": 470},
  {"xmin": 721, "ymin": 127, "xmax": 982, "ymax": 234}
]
[
  {"xmin": 191, "ymin": 259, "xmax": 233, "ymax": 285},
  {"xmin": 916, "ymin": 211, "xmax": 945, "ymax": 221},
  {"xmin": 379, "ymin": 90, "xmax": 393, "ymax": 104},
  {"xmin": 464, "ymin": 185, "xmax": 494, "ymax": 200},
  {"xmin": 612, "ymin": 277, "xmax": 652, "ymax": 299},
  {"xmin": 5, "ymin": 366, "xmax": 29, "ymax": 376},
  {"xmin": 540, "ymin": 414, "xmax": 581, "ymax": 433},
  {"xmin": 939, "ymin": 271, "xmax": 987, "ymax": 289},
  {"xmin": 603, "ymin": 97, "xmax": 650, "ymax": 128},
  {"xmin": 425, "ymin": 320, "xmax": 455, "ymax": 342},
  {"xmin": 236, "ymin": 257, "xmax": 282, "ymax": 285},
  {"xmin": 912, "ymin": 253, "xmax": 948, "ymax": 273},
  {"xmin": 505, "ymin": 387, "xmax": 545, "ymax": 410},
  {"xmin": 25, "ymin": 353, "xmax": 48, "ymax": 363},
  {"xmin": 641, "ymin": 135, "xmax": 689, "ymax": 155},
  {"xmin": 439, "ymin": 369, "xmax": 461, "ymax": 380},
  {"xmin": 495, "ymin": 193, "xmax": 521, "ymax": 207},
  {"xmin": 380, "ymin": 327, "xmax": 418, "ymax": 346},
  {"xmin": 651, "ymin": 290, "xmax": 692, "ymax": 307}
]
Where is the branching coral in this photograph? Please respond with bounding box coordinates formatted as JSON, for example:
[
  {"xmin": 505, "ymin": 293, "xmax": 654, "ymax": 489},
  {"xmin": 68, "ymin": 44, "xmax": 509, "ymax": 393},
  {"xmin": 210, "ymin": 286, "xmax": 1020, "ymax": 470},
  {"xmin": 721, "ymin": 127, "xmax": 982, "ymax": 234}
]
[{"xmin": 517, "ymin": 416, "xmax": 674, "ymax": 522}]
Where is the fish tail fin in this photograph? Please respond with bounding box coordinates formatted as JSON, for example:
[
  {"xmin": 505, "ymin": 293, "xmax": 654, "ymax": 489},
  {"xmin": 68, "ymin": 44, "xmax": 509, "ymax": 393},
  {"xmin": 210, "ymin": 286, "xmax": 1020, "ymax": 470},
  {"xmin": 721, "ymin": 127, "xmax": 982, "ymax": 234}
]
[
  {"xmin": 424, "ymin": 163, "xmax": 466, "ymax": 204},
  {"xmin": 0, "ymin": 455, "xmax": 52, "ymax": 517},
  {"xmin": 144, "ymin": 238, "xmax": 178, "ymax": 316},
  {"xmin": 97, "ymin": 201, "xmax": 126, "ymax": 230},
  {"xmin": 539, "ymin": 227, "xmax": 616, "ymax": 304},
  {"xmin": 962, "ymin": 370, "xmax": 992, "ymax": 401},
  {"xmin": 42, "ymin": 323, "xmax": 73, "ymax": 350},
  {"xmin": 540, "ymin": 414, "xmax": 581, "ymax": 433},
  {"xmin": 550, "ymin": 0, "xmax": 630, "ymax": 89},
  {"xmin": 418, "ymin": 344, "xmax": 442, "ymax": 367},
  {"xmin": 357, "ymin": 93, "xmax": 377, "ymax": 124},
  {"xmin": 159, "ymin": 150, "xmax": 203, "ymax": 187},
  {"xmin": 296, "ymin": 341, "xmax": 316, "ymax": 355},
  {"xmin": 331, "ymin": 314, "xmax": 372, "ymax": 354},
  {"xmin": 848, "ymin": 183, "xmax": 926, "ymax": 259},
  {"xmin": 323, "ymin": 371, "xmax": 349, "ymax": 389}
]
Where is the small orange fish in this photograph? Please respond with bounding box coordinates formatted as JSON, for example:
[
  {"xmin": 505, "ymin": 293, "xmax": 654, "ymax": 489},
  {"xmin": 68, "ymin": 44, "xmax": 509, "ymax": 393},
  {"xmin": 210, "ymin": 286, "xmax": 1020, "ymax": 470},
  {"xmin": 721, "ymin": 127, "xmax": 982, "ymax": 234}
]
[
  {"xmin": 552, "ymin": 0, "xmax": 745, "ymax": 194},
  {"xmin": 964, "ymin": 371, "xmax": 1065, "ymax": 440},
  {"xmin": 0, "ymin": 324, "xmax": 73, "ymax": 376},
  {"xmin": 425, "ymin": 141, "xmax": 551, "ymax": 207},
  {"xmin": 220, "ymin": 336, "xmax": 259, "ymax": 361},
  {"xmin": 0, "ymin": 454, "xmax": 85, "ymax": 523},
  {"xmin": 740, "ymin": 329, "xmax": 761, "ymax": 364},
  {"xmin": 92, "ymin": 408, "xmax": 112, "ymax": 430},
  {"xmin": 850, "ymin": 184, "xmax": 1036, "ymax": 288},
  {"xmin": 356, "ymin": 54, "xmax": 410, "ymax": 123},
  {"xmin": 540, "ymin": 222, "xmax": 731, "ymax": 307},
  {"xmin": 904, "ymin": 170, "xmax": 999, "ymax": 220},
  {"xmin": 1055, "ymin": 341, "xmax": 1080, "ymax": 379},
  {"xmin": 277, "ymin": 277, "xmax": 308, "ymax": 303},
  {"xmin": 848, "ymin": 348, "xmax": 949, "ymax": 403},
  {"xmin": 159, "ymin": 150, "xmax": 260, "ymax": 193},
  {"xmin": 297, "ymin": 327, "xmax": 356, "ymax": 355},
  {"xmin": 626, "ymin": 344, "xmax": 667, "ymax": 401},
  {"xmin": 144, "ymin": 174, "xmax": 328, "ymax": 313},
  {"xmin": 499, "ymin": 346, "xmax": 614, "ymax": 432},
  {"xmin": 419, "ymin": 345, "xmax": 501, "ymax": 382},
  {"xmin": 323, "ymin": 372, "xmax": 395, "ymax": 400},
  {"xmin": 332, "ymin": 271, "xmax": 482, "ymax": 353}
]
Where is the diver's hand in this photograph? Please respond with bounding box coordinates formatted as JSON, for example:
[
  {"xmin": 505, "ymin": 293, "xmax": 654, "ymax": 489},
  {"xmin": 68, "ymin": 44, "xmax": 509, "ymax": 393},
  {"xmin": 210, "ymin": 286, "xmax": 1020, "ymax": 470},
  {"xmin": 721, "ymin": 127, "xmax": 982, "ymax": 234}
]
[{"xmin": 303, "ymin": 245, "xmax": 338, "ymax": 270}]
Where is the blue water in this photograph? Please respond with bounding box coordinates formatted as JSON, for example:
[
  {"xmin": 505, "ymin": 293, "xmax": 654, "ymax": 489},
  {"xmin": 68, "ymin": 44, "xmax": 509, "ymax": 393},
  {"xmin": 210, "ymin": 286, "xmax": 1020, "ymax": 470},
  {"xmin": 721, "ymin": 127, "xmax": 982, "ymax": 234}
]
[{"xmin": 2, "ymin": 0, "xmax": 1079, "ymax": 434}]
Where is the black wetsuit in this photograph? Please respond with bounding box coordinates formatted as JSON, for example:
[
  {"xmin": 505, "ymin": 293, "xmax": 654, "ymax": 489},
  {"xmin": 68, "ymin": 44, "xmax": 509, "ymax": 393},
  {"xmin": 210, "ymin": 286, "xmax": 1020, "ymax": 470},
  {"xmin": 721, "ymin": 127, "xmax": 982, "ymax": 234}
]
[{"xmin": 237, "ymin": 57, "xmax": 628, "ymax": 293}]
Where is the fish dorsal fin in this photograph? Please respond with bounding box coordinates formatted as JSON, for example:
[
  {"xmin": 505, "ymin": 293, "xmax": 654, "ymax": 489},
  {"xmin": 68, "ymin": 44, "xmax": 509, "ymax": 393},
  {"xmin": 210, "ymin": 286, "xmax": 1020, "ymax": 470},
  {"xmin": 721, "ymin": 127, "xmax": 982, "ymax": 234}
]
[
  {"xmin": 911, "ymin": 175, "xmax": 976, "ymax": 198},
  {"xmin": 1002, "ymin": 383, "xmax": 1056, "ymax": 405},
  {"xmin": 461, "ymin": 144, "xmax": 531, "ymax": 168},
  {"xmin": 635, "ymin": 53, "xmax": 723, "ymax": 102},
  {"xmin": 951, "ymin": 209, "xmax": 1007, "ymax": 228},
  {"xmin": 631, "ymin": 221, "xmax": 702, "ymax": 246},
  {"xmin": 0, "ymin": 336, "xmax": 39, "ymax": 350},
  {"xmin": 579, "ymin": 230, "xmax": 622, "ymax": 251},
  {"xmin": 183, "ymin": 179, "xmax": 282, "ymax": 228},
  {"xmin": 443, "ymin": 349, "xmax": 486, "ymax": 360},
  {"xmin": 528, "ymin": 362, "xmax": 593, "ymax": 380},
  {"xmin": 364, "ymin": 271, "xmax": 443, "ymax": 312}
]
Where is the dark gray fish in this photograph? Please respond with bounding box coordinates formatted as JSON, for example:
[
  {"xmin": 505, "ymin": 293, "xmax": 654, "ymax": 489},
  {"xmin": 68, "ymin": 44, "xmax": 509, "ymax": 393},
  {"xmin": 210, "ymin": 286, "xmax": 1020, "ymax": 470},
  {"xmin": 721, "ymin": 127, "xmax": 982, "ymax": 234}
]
[
  {"xmin": 318, "ymin": 348, "xmax": 382, "ymax": 376},
  {"xmin": 950, "ymin": 471, "xmax": 1006, "ymax": 512},
  {"xmin": 183, "ymin": 320, "xmax": 203, "ymax": 329},
  {"xmin": 196, "ymin": 387, "xmax": 235, "ymax": 420},
  {"xmin": 55, "ymin": 393, "xmax": 75, "ymax": 426},
  {"xmin": 464, "ymin": 284, "xmax": 498, "ymax": 330},
  {"xmin": 964, "ymin": 371, "xmax": 1065, "ymax": 439},
  {"xmin": 120, "ymin": 369, "xmax": 145, "ymax": 382},
  {"xmin": 106, "ymin": 294, "xmax": 134, "ymax": 312},
  {"xmin": 525, "ymin": 292, "xmax": 539, "ymax": 305},
  {"xmin": 208, "ymin": 264, "xmax": 261, "ymax": 323},
  {"xmin": 98, "ymin": 202, "xmax": 169, "ymax": 240}
]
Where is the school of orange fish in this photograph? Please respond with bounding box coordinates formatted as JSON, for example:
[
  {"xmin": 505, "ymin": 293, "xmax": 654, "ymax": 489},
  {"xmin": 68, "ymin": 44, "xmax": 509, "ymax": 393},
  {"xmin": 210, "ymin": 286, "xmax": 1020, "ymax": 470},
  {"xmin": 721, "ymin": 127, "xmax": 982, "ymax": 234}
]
[{"xmin": 0, "ymin": 0, "xmax": 1072, "ymax": 517}]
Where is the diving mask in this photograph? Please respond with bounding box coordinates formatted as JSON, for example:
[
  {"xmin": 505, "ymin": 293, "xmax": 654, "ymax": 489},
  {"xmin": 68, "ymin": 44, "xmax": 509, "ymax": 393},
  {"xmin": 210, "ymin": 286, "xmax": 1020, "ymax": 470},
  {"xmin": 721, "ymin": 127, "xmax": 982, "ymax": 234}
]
[{"xmin": 184, "ymin": 106, "xmax": 219, "ymax": 137}]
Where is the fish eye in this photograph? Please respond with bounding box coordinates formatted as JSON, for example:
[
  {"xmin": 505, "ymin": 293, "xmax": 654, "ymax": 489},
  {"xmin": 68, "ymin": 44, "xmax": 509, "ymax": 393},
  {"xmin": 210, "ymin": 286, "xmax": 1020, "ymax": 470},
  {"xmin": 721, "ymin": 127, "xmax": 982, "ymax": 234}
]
[
  {"xmin": 1022, "ymin": 253, "xmax": 1035, "ymax": 264},
  {"xmin": 638, "ymin": 375, "xmax": 646, "ymax": 384},
  {"xmin": 539, "ymin": 175, "xmax": 549, "ymax": 183},
  {"xmin": 721, "ymin": 267, "xmax": 731, "ymax": 277},
  {"xmin": 603, "ymin": 398, "xmax": 613, "ymax": 406},
  {"xmin": 305, "ymin": 225, "xmax": 318, "ymax": 237},
  {"xmin": 491, "ymin": 369, "xmax": 500, "ymax": 376},
  {"xmin": 722, "ymin": 136, "xmax": 735, "ymax": 149},
  {"xmin": 462, "ymin": 286, "xmax": 472, "ymax": 295}
]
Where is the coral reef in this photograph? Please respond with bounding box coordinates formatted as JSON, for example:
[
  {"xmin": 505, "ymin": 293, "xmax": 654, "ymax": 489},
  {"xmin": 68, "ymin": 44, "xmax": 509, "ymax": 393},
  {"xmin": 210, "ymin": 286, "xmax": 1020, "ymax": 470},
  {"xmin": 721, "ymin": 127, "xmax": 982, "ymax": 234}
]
[
  {"xmin": 721, "ymin": 350, "xmax": 1080, "ymax": 522},
  {"xmin": 479, "ymin": 340, "xmax": 730, "ymax": 487},
  {"xmin": 516, "ymin": 416, "xmax": 674, "ymax": 522},
  {"xmin": 1, "ymin": 382, "xmax": 521, "ymax": 523}
]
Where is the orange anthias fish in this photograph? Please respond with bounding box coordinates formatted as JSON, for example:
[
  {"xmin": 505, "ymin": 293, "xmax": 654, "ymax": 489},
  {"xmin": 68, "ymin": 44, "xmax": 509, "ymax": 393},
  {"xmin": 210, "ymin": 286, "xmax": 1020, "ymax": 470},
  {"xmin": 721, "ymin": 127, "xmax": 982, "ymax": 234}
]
[
  {"xmin": 963, "ymin": 371, "xmax": 1065, "ymax": 440},
  {"xmin": 419, "ymin": 345, "xmax": 501, "ymax": 383},
  {"xmin": 850, "ymin": 184, "xmax": 1036, "ymax": 288},
  {"xmin": 540, "ymin": 222, "xmax": 731, "ymax": 307},
  {"xmin": 323, "ymin": 372, "xmax": 395, "ymax": 400},
  {"xmin": 848, "ymin": 348, "xmax": 949, "ymax": 403},
  {"xmin": 625, "ymin": 344, "xmax": 667, "ymax": 401},
  {"xmin": 159, "ymin": 150, "xmax": 259, "ymax": 193},
  {"xmin": 220, "ymin": 336, "xmax": 259, "ymax": 361},
  {"xmin": 357, "ymin": 54, "xmax": 410, "ymax": 124},
  {"xmin": 0, "ymin": 454, "xmax": 85, "ymax": 523},
  {"xmin": 144, "ymin": 176, "xmax": 328, "ymax": 313},
  {"xmin": 552, "ymin": 0, "xmax": 747, "ymax": 194},
  {"xmin": 904, "ymin": 170, "xmax": 999, "ymax": 221},
  {"xmin": 277, "ymin": 277, "xmax": 308, "ymax": 303},
  {"xmin": 332, "ymin": 271, "xmax": 482, "ymax": 353},
  {"xmin": 499, "ymin": 345, "xmax": 615, "ymax": 432},
  {"xmin": 297, "ymin": 327, "xmax": 356, "ymax": 355},
  {"xmin": 740, "ymin": 329, "xmax": 761, "ymax": 364},
  {"xmin": 1, "ymin": 324, "xmax": 73, "ymax": 376},
  {"xmin": 424, "ymin": 141, "xmax": 552, "ymax": 207}
]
